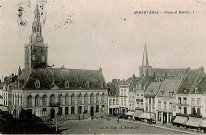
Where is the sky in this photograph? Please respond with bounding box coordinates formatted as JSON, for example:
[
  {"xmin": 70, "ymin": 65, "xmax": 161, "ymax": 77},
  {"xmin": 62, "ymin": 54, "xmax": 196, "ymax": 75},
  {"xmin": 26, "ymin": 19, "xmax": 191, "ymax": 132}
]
[{"xmin": 1, "ymin": 0, "xmax": 206, "ymax": 82}]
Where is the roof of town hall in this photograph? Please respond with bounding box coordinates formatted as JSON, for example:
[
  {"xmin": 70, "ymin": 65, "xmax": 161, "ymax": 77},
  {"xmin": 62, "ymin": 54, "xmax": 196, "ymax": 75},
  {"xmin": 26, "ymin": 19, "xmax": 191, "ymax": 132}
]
[
  {"xmin": 12, "ymin": 67, "xmax": 107, "ymax": 90},
  {"xmin": 177, "ymin": 68, "xmax": 205, "ymax": 94},
  {"xmin": 144, "ymin": 82, "xmax": 162, "ymax": 98},
  {"xmin": 156, "ymin": 79, "xmax": 182, "ymax": 98}
]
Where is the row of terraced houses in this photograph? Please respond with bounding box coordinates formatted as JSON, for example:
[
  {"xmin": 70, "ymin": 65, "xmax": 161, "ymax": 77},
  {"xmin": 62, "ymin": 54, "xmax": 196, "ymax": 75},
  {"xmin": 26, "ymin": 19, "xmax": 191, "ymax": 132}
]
[{"xmin": 108, "ymin": 45, "xmax": 206, "ymax": 132}]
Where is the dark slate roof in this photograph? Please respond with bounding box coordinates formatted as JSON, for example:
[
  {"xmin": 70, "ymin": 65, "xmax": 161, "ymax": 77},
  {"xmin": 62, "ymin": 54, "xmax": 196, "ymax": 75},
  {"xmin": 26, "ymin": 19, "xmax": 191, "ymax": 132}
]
[
  {"xmin": 144, "ymin": 82, "xmax": 161, "ymax": 98},
  {"xmin": 191, "ymin": 77, "xmax": 206, "ymax": 94},
  {"xmin": 151, "ymin": 68, "xmax": 189, "ymax": 76},
  {"xmin": 14, "ymin": 68, "xmax": 107, "ymax": 90},
  {"xmin": 129, "ymin": 77, "xmax": 142, "ymax": 92},
  {"xmin": 177, "ymin": 69, "xmax": 205, "ymax": 94},
  {"xmin": 156, "ymin": 79, "xmax": 182, "ymax": 98},
  {"xmin": 107, "ymin": 82, "xmax": 119, "ymax": 97}
]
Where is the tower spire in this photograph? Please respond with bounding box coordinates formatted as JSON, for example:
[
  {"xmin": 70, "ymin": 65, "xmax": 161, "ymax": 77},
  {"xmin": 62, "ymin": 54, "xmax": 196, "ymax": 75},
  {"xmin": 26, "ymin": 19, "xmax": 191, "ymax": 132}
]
[{"xmin": 142, "ymin": 42, "xmax": 149, "ymax": 66}]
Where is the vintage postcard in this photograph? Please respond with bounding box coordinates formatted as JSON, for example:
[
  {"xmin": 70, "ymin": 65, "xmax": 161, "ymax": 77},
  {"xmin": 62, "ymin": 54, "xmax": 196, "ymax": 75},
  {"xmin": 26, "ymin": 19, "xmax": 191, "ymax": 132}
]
[{"xmin": 0, "ymin": 0, "xmax": 206, "ymax": 134}]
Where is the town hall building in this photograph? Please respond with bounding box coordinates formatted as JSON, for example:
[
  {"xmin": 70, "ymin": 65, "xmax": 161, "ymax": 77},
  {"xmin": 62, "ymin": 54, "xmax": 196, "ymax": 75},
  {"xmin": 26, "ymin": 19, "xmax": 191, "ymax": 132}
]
[{"xmin": 0, "ymin": 4, "xmax": 108, "ymax": 120}]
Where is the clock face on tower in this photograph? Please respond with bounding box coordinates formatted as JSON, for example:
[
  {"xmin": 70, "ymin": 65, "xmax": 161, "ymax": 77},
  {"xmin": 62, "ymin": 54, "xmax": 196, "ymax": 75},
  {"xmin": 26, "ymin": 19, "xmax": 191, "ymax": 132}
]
[{"xmin": 37, "ymin": 37, "xmax": 42, "ymax": 42}]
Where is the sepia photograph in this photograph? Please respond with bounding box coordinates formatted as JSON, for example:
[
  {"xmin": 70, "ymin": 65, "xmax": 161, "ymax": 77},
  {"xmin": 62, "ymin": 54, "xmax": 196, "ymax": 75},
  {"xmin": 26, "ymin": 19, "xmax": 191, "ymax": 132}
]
[{"xmin": 0, "ymin": 0, "xmax": 206, "ymax": 134}]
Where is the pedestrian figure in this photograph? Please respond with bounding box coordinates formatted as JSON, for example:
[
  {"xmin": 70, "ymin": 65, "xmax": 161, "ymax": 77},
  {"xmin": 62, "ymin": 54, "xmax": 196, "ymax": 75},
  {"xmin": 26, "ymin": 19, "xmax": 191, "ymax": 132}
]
[{"xmin": 117, "ymin": 115, "xmax": 120, "ymax": 123}]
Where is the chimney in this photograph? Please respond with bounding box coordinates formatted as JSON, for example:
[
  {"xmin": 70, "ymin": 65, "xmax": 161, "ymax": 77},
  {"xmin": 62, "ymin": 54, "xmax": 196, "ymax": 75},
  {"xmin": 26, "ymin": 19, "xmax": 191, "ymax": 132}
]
[
  {"xmin": 112, "ymin": 79, "xmax": 117, "ymax": 84},
  {"xmin": 99, "ymin": 67, "xmax": 102, "ymax": 72},
  {"xmin": 18, "ymin": 66, "xmax": 21, "ymax": 76},
  {"xmin": 133, "ymin": 73, "xmax": 135, "ymax": 78}
]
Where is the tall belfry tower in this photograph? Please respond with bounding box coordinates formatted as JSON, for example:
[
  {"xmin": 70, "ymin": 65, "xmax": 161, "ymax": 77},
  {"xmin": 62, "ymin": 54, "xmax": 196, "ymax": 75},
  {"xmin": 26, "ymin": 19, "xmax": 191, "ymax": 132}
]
[
  {"xmin": 139, "ymin": 43, "xmax": 152, "ymax": 77},
  {"xmin": 24, "ymin": 4, "xmax": 48, "ymax": 69}
]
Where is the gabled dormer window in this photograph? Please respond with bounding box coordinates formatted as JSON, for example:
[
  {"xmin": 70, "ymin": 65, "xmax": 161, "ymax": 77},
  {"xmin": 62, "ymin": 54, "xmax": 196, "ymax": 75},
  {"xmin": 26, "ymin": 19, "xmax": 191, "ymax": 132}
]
[
  {"xmin": 100, "ymin": 81, "xmax": 104, "ymax": 88},
  {"xmin": 35, "ymin": 80, "xmax": 40, "ymax": 88},
  {"xmin": 194, "ymin": 87, "xmax": 198, "ymax": 94},
  {"xmin": 85, "ymin": 81, "xmax": 89, "ymax": 88},
  {"xmin": 65, "ymin": 81, "xmax": 69, "ymax": 88}
]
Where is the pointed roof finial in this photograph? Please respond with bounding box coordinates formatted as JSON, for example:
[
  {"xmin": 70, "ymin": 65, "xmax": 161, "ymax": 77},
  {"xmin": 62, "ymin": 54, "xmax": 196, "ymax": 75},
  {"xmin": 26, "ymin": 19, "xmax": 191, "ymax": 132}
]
[
  {"xmin": 34, "ymin": 4, "xmax": 40, "ymax": 15},
  {"xmin": 142, "ymin": 42, "xmax": 149, "ymax": 66}
]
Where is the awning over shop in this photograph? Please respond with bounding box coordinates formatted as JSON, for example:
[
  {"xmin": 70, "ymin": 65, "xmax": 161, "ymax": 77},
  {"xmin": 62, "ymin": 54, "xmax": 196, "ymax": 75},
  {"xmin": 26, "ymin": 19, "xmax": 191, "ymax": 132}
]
[
  {"xmin": 173, "ymin": 116, "xmax": 188, "ymax": 125},
  {"xmin": 200, "ymin": 119, "xmax": 206, "ymax": 128},
  {"xmin": 186, "ymin": 117, "xmax": 202, "ymax": 127},
  {"xmin": 133, "ymin": 110, "xmax": 143, "ymax": 118},
  {"xmin": 139, "ymin": 113, "xmax": 155, "ymax": 120},
  {"xmin": 126, "ymin": 111, "xmax": 134, "ymax": 116}
]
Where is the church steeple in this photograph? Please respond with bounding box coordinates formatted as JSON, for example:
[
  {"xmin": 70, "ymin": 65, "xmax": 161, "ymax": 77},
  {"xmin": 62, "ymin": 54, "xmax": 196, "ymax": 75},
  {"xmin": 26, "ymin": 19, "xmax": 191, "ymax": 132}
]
[
  {"xmin": 142, "ymin": 42, "xmax": 149, "ymax": 66},
  {"xmin": 24, "ymin": 4, "xmax": 48, "ymax": 69},
  {"xmin": 139, "ymin": 42, "xmax": 152, "ymax": 77}
]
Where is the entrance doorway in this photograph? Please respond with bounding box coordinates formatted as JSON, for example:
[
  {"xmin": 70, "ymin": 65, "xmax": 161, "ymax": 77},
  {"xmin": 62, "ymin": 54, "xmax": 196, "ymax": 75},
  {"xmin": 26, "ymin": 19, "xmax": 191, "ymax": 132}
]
[
  {"xmin": 90, "ymin": 106, "xmax": 94, "ymax": 119},
  {"xmin": 51, "ymin": 108, "xmax": 55, "ymax": 118},
  {"xmin": 163, "ymin": 112, "xmax": 167, "ymax": 124}
]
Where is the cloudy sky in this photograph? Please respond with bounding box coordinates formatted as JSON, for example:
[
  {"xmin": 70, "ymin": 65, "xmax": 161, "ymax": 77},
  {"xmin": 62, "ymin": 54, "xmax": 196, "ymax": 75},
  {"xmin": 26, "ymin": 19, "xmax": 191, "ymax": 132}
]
[{"xmin": 0, "ymin": 0, "xmax": 206, "ymax": 82}]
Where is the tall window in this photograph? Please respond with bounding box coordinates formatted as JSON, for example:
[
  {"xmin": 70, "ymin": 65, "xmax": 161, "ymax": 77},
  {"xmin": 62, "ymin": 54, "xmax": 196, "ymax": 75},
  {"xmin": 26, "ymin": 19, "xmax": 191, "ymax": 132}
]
[
  {"xmin": 116, "ymin": 99, "xmax": 118, "ymax": 105},
  {"xmin": 109, "ymin": 99, "xmax": 112, "ymax": 105},
  {"xmin": 178, "ymin": 107, "xmax": 181, "ymax": 113},
  {"xmin": 90, "ymin": 94, "xmax": 94, "ymax": 104},
  {"xmin": 71, "ymin": 106, "xmax": 75, "ymax": 115},
  {"xmin": 50, "ymin": 95, "xmax": 55, "ymax": 104},
  {"xmin": 113, "ymin": 99, "xmax": 115, "ymax": 105},
  {"xmin": 191, "ymin": 98, "xmax": 195, "ymax": 105},
  {"xmin": 164, "ymin": 101, "xmax": 167, "ymax": 110},
  {"xmin": 27, "ymin": 95, "xmax": 32, "ymax": 108},
  {"xmin": 42, "ymin": 95, "xmax": 47, "ymax": 107},
  {"xmin": 158, "ymin": 112, "xmax": 161, "ymax": 121},
  {"xmin": 96, "ymin": 94, "xmax": 99, "ymax": 104},
  {"xmin": 184, "ymin": 107, "xmax": 187, "ymax": 114},
  {"xmin": 183, "ymin": 97, "xmax": 187, "ymax": 104},
  {"xmin": 124, "ymin": 89, "xmax": 126, "ymax": 96},
  {"xmin": 158, "ymin": 100, "xmax": 161, "ymax": 109},
  {"xmin": 59, "ymin": 95, "xmax": 63, "ymax": 105},
  {"xmin": 169, "ymin": 102, "xmax": 172, "ymax": 110},
  {"xmin": 96, "ymin": 105, "xmax": 99, "ymax": 113},
  {"xmin": 65, "ymin": 107, "xmax": 69, "ymax": 115},
  {"xmin": 84, "ymin": 94, "xmax": 88, "ymax": 104},
  {"xmin": 84, "ymin": 106, "xmax": 88, "ymax": 113},
  {"xmin": 124, "ymin": 98, "xmax": 126, "ymax": 106},
  {"xmin": 35, "ymin": 80, "xmax": 40, "ymax": 88},
  {"xmin": 121, "ymin": 98, "xmax": 123, "ymax": 106},
  {"xmin": 71, "ymin": 94, "xmax": 75, "ymax": 105},
  {"xmin": 65, "ymin": 94, "xmax": 69, "ymax": 105},
  {"xmin": 78, "ymin": 94, "xmax": 82, "ymax": 104},
  {"xmin": 42, "ymin": 108, "xmax": 47, "ymax": 116},
  {"xmin": 35, "ymin": 95, "xmax": 40, "ymax": 107},
  {"xmin": 197, "ymin": 98, "xmax": 201, "ymax": 105},
  {"xmin": 101, "ymin": 93, "xmax": 104, "ymax": 103},
  {"xmin": 178, "ymin": 97, "xmax": 181, "ymax": 104}
]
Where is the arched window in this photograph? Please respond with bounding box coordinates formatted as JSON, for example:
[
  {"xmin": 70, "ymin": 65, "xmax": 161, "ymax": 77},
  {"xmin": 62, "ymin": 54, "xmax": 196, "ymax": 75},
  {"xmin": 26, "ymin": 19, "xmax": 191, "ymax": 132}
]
[
  {"xmin": 65, "ymin": 94, "xmax": 69, "ymax": 105},
  {"xmin": 17, "ymin": 95, "xmax": 19, "ymax": 105},
  {"xmin": 65, "ymin": 81, "xmax": 69, "ymax": 88},
  {"xmin": 35, "ymin": 80, "xmax": 40, "ymax": 88},
  {"xmin": 35, "ymin": 95, "xmax": 40, "ymax": 107},
  {"xmin": 50, "ymin": 94, "xmax": 55, "ymax": 105},
  {"xmin": 78, "ymin": 94, "xmax": 82, "ymax": 104},
  {"xmin": 27, "ymin": 95, "xmax": 32, "ymax": 108},
  {"xmin": 85, "ymin": 81, "xmax": 89, "ymax": 88},
  {"xmin": 96, "ymin": 94, "xmax": 99, "ymax": 104},
  {"xmin": 42, "ymin": 95, "xmax": 47, "ymax": 107},
  {"xmin": 71, "ymin": 106, "xmax": 75, "ymax": 115},
  {"xmin": 71, "ymin": 94, "xmax": 75, "ymax": 105},
  {"xmin": 59, "ymin": 95, "xmax": 63, "ymax": 105},
  {"xmin": 84, "ymin": 94, "xmax": 88, "ymax": 104},
  {"xmin": 90, "ymin": 94, "xmax": 94, "ymax": 104},
  {"xmin": 101, "ymin": 93, "xmax": 105, "ymax": 103},
  {"xmin": 100, "ymin": 82, "xmax": 104, "ymax": 88}
]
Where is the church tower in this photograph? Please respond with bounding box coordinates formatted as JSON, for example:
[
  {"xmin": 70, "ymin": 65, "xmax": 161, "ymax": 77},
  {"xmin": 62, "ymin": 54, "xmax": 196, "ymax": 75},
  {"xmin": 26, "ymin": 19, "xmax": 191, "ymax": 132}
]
[
  {"xmin": 139, "ymin": 43, "xmax": 152, "ymax": 77},
  {"xmin": 24, "ymin": 4, "xmax": 48, "ymax": 69}
]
